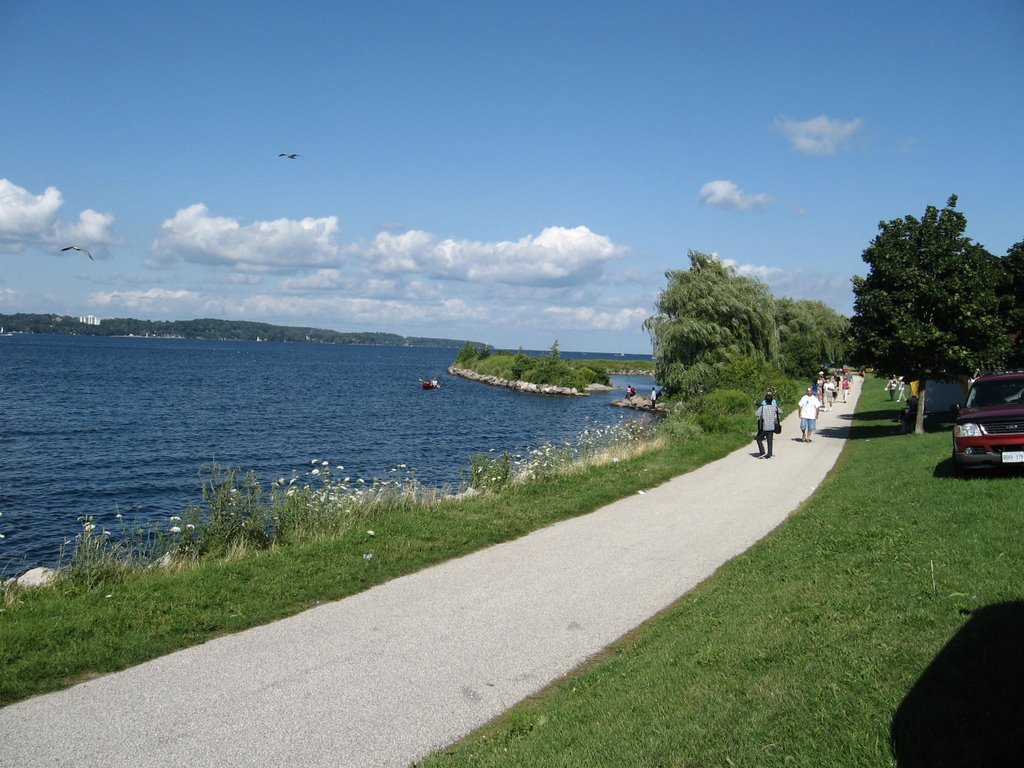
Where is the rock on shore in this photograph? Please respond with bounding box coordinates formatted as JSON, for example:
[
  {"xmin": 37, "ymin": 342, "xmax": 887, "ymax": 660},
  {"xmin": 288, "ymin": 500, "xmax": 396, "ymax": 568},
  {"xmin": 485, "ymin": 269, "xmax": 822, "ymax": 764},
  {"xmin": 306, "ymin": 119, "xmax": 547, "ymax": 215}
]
[
  {"xmin": 448, "ymin": 366, "xmax": 592, "ymax": 396},
  {"xmin": 611, "ymin": 394, "xmax": 668, "ymax": 413}
]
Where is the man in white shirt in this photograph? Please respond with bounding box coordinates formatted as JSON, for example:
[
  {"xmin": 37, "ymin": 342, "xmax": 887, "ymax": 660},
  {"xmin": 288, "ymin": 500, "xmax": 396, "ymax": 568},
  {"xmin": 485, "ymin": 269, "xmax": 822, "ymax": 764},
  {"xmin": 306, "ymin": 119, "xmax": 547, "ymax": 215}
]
[{"xmin": 798, "ymin": 387, "xmax": 822, "ymax": 443}]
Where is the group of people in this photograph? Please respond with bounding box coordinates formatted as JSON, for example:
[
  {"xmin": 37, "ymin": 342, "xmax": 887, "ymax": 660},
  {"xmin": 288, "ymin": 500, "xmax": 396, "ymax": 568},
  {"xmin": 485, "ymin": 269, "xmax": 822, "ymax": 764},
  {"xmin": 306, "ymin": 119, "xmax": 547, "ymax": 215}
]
[
  {"xmin": 624, "ymin": 384, "xmax": 661, "ymax": 408},
  {"xmin": 885, "ymin": 375, "xmax": 907, "ymax": 401},
  {"xmin": 754, "ymin": 368, "xmax": 857, "ymax": 458},
  {"xmin": 812, "ymin": 370, "xmax": 853, "ymax": 410}
]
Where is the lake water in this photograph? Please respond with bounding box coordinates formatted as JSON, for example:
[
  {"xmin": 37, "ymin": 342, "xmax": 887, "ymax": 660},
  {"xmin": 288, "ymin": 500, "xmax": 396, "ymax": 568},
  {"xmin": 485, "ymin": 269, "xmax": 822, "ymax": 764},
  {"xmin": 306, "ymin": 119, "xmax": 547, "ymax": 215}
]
[{"xmin": 0, "ymin": 334, "xmax": 653, "ymax": 571}]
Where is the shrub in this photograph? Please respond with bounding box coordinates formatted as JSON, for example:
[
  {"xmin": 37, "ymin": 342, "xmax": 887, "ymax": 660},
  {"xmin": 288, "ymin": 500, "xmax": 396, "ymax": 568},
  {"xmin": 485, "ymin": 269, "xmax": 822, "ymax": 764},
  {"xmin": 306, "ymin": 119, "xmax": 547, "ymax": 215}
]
[
  {"xmin": 177, "ymin": 465, "xmax": 273, "ymax": 559},
  {"xmin": 658, "ymin": 413, "xmax": 705, "ymax": 442},
  {"xmin": 695, "ymin": 388, "xmax": 753, "ymax": 415},
  {"xmin": 468, "ymin": 451, "xmax": 512, "ymax": 491}
]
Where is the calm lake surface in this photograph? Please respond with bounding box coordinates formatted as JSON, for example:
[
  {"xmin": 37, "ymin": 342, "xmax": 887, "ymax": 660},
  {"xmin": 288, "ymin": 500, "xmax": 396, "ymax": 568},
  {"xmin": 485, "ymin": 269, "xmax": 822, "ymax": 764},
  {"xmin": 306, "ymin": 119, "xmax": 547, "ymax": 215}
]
[{"xmin": 0, "ymin": 334, "xmax": 653, "ymax": 571}]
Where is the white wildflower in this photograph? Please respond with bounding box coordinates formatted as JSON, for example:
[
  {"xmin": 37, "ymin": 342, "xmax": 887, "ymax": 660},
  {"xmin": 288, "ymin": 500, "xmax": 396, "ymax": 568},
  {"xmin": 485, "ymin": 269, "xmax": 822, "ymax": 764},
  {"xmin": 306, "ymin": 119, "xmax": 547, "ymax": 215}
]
[
  {"xmin": 170, "ymin": 526, "xmax": 182, "ymax": 533},
  {"xmin": 363, "ymin": 553, "xmax": 374, "ymax": 560}
]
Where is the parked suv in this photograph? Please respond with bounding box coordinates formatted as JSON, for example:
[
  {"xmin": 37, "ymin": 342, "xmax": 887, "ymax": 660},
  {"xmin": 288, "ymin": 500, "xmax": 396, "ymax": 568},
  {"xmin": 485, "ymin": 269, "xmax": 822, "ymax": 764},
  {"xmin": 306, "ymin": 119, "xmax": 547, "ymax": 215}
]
[{"xmin": 952, "ymin": 371, "xmax": 1024, "ymax": 471}]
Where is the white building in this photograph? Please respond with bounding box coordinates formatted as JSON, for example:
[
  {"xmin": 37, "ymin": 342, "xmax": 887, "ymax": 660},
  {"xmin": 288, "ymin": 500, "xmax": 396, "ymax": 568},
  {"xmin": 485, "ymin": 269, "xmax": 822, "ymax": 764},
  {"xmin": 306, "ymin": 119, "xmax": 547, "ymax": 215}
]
[{"xmin": 79, "ymin": 315, "xmax": 101, "ymax": 326}]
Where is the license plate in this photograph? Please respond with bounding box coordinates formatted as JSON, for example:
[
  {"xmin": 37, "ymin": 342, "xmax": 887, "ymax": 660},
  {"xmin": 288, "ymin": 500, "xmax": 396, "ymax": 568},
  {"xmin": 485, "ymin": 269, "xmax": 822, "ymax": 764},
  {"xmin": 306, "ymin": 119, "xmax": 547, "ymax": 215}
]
[{"xmin": 1002, "ymin": 451, "xmax": 1024, "ymax": 463}]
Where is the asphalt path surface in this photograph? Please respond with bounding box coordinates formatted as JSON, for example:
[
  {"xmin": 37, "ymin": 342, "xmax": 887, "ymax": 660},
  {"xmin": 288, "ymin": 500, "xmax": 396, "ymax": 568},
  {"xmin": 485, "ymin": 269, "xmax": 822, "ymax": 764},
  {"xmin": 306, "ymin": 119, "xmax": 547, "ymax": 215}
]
[{"xmin": 0, "ymin": 379, "xmax": 862, "ymax": 768}]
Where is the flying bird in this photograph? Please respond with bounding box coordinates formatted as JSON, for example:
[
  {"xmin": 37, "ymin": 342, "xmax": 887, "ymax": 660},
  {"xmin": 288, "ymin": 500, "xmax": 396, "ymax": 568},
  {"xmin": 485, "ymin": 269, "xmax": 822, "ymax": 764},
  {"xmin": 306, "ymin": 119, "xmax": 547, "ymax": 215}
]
[
  {"xmin": 61, "ymin": 245, "xmax": 93, "ymax": 260},
  {"xmin": 278, "ymin": 153, "xmax": 302, "ymax": 159}
]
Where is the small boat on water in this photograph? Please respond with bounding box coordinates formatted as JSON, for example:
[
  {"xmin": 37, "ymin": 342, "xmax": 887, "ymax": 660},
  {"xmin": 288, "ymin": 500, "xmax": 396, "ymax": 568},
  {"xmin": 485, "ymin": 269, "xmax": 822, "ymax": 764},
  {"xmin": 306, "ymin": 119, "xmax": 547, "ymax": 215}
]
[{"xmin": 419, "ymin": 378, "xmax": 441, "ymax": 390}]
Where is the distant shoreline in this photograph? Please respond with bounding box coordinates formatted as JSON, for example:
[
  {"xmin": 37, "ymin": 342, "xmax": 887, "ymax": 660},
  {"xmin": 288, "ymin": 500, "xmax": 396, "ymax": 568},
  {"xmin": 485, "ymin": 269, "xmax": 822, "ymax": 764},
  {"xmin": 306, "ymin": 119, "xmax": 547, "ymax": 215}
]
[{"xmin": 0, "ymin": 313, "xmax": 478, "ymax": 349}]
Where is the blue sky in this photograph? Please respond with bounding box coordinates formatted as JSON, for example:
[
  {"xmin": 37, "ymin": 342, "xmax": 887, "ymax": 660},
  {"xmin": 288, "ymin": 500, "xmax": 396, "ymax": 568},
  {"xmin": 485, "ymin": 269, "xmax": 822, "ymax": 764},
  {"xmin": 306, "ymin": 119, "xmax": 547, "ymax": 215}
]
[{"xmin": 2, "ymin": 1, "xmax": 1022, "ymax": 353}]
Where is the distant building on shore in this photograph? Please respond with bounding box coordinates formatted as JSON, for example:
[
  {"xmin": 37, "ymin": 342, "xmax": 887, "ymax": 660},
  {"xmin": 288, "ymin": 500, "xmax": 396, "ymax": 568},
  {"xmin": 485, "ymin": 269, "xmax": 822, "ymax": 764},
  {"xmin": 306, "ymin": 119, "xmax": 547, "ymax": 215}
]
[{"xmin": 79, "ymin": 315, "xmax": 101, "ymax": 326}]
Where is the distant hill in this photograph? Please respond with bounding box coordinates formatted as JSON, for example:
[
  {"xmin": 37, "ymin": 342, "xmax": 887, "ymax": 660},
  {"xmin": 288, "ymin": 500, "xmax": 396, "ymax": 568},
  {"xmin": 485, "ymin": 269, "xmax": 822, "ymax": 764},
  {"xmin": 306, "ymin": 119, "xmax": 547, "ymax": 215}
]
[{"xmin": 0, "ymin": 313, "xmax": 481, "ymax": 348}]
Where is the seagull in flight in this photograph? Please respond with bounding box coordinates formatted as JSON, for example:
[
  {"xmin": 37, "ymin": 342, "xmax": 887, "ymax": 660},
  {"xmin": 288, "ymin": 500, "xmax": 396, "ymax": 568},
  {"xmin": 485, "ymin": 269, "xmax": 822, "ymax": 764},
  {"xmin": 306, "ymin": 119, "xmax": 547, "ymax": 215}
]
[
  {"xmin": 278, "ymin": 153, "xmax": 302, "ymax": 159},
  {"xmin": 61, "ymin": 245, "xmax": 94, "ymax": 260}
]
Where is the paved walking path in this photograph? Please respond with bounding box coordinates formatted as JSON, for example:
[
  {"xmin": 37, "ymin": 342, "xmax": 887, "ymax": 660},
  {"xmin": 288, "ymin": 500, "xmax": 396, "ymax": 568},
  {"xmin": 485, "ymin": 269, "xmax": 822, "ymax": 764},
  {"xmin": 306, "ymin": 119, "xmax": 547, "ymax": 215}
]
[{"xmin": 0, "ymin": 381, "xmax": 862, "ymax": 768}]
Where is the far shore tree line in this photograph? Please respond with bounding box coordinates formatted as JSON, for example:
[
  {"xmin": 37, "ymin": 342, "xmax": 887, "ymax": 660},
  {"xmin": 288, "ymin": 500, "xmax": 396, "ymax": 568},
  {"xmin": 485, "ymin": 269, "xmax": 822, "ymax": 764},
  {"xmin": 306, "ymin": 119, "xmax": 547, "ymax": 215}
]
[
  {"xmin": 643, "ymin": 195, "xmax": 1023, "ymax": 435},
  {"xmin": 0, "ymin": 313, "xmax": 480, "ymax": 349}
]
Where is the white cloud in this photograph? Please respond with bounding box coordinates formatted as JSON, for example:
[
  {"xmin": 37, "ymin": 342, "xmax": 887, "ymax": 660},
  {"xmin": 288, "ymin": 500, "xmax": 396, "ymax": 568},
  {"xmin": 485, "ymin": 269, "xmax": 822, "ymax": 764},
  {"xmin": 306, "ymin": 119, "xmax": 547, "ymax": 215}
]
[
  {"xmin": 725, "ymin": 260, "xmax": 854, "ymax": 315},
  {"xmin": 699, "ymin": 180, "xmax": 774, "ymax": 211},
  {"xmin": 359, "ymin": 225, "xmax": 627, "ymax": 286},
  {"xmin": 151, "ymin": 203, "xmax": 341, "ymax": 272},
  {"xmin": 89, "ymin": 287, "xmax": 201, "ymax": 310},
  {"xmin": 775, "ymin": 115, "xmax": 863, "ymax": 156},
  {"xmin": 542, "ymin": 305, "xmax": 649, "ymax": 332},
  {"xmin": 79, "ymin": 218, "xmax": 647, "ymax": 350},
  {"xmin": 56, "ymin": 209, "xmax": 116, "ymax": 243},
  {"xmin": 358, "ymin": 230, "xmax": 435, "ymax": 273},
  {"xmin": 281, "ymin": 268, "xmax": 348, "ymax": 291},
  {"xmin": 0, "ymin": 179, "xmax": 114, "ymax": 250},
  {"xmin": 224, "ymin": 293, "xmax": 490, "ymax": 327}
]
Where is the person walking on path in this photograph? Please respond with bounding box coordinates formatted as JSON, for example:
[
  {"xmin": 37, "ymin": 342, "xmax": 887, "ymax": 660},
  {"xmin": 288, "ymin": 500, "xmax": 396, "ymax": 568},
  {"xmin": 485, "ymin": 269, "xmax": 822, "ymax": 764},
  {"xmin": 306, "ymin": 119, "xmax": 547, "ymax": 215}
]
[
  {"xmin": 798, "ymin": 386, "xmax": 822, "ymax": 442},
  {"xmin": 755, "ymin": 393, "xmax": 782, "ymax": 458}
]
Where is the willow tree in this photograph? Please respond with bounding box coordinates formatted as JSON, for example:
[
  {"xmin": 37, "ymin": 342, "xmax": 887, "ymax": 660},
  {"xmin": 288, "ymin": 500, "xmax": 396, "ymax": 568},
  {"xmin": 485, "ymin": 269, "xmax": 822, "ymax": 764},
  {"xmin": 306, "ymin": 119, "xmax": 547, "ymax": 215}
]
[
  {"xmin": 849, "ymin": 195, "xmax": 1008, "ymax": 433},
  {"xmin": 644, "ymin": 251, "xmax": 780, "ymax": 396},
  {"xmin": 775, "ymin": 298, "xmax": 850, "ymax": 378}
]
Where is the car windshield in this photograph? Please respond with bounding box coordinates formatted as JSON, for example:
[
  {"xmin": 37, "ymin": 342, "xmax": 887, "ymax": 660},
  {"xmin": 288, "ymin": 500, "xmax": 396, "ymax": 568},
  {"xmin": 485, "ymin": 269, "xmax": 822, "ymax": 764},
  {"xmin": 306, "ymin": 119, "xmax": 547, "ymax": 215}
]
[{"xmin": 966, "ymin": 380, "xmax": 1024, "ymax": 407}]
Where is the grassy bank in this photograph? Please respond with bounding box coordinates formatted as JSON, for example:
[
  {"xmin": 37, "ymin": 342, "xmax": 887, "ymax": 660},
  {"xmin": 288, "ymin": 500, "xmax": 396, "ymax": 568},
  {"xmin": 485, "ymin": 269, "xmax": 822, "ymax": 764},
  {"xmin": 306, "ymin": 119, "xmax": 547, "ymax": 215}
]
[
  {"xmin": 0, "ymin": 421, "xmax": 749, "ymax": 707},
  {"xmin": 420, "ymin": 385, "xmax": 1024, "ymax": 766}
]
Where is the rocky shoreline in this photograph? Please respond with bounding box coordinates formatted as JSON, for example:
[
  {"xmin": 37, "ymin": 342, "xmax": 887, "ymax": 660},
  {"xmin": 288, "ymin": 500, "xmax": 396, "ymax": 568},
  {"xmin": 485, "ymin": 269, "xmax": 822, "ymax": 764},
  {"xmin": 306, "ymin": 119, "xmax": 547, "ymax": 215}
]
[
  {"xmin": 447, "ymin": 366, "xmax": 611, "ymax": 396},
  {"xmin": 610, "ymin": 394, "xmax": 668, "ymax": 413},
  {"xmin": 448, "ymin": 366, "xmax": 668, "ymax": 413}
]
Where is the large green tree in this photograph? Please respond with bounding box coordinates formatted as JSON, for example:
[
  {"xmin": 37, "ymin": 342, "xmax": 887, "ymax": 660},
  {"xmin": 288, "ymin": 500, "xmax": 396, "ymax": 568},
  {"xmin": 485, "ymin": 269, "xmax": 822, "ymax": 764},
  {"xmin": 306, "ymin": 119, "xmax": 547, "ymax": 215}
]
[
  {"xmin": 644, "ymin": 251, "xmax": 780, "ymax": 396},
  {"xmin": 849, "ymin": 195, "xmax": 1008, "ymax": 433},
  {"xmin": 1000, "ymin": 240, "xmax": 1024, "ymax": 367}
]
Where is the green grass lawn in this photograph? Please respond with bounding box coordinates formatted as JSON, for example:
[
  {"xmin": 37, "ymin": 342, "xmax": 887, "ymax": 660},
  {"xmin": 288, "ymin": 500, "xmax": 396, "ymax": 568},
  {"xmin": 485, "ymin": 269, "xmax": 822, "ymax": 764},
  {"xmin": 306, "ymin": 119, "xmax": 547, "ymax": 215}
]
[{"xmin": 420, "ymin": 386, "xmax": 1024, "ymax": 767}]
